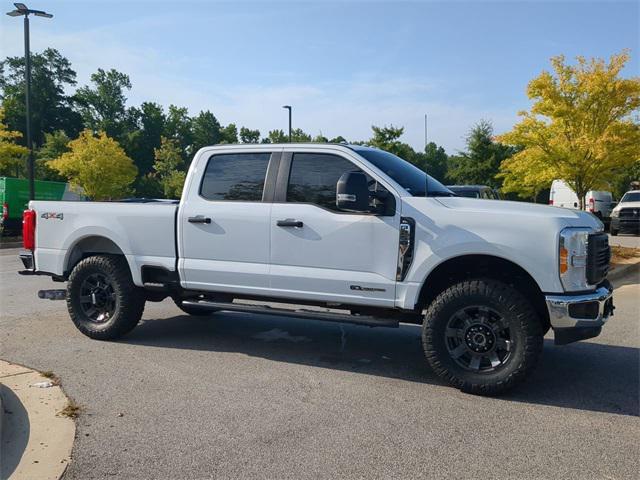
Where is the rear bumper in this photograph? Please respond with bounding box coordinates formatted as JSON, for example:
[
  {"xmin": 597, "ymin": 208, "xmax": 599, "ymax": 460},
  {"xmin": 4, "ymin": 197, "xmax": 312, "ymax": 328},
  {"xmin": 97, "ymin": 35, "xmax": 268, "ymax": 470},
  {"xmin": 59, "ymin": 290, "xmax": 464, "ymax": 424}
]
[
  {"xmin": 18, "ymin": 249, "xmax": 35, "ymax": 274},
  {"xmin": 545, "ymin": 281, "xmax": 614, "ymax": 345}
]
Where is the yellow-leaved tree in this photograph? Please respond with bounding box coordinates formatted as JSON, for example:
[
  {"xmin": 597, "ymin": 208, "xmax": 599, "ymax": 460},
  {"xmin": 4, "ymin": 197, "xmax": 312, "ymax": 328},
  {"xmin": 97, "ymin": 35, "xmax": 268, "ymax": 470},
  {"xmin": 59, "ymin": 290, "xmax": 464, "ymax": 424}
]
[
  {"xmin": 48, "ymin": 130, "xmax": 137, "ymax": 200},
  {"xmin": 498, "ymin": 51, "xmax": 640, "ymax": 206},
  {"xmin": 0, "ymin": 107, "xmax": 28, "ymax": 176}
]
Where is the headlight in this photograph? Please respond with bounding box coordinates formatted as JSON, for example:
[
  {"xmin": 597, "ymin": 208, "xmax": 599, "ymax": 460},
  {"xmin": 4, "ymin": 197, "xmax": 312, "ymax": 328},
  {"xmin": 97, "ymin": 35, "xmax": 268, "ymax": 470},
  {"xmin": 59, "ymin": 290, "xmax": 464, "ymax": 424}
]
[
  {"xmin": 611, "ymin": 209, "xmax": 620, "ymax": 218},
  {"xmin": 559, "ymin": 227, "xmax": 593, "ymax": 291}
]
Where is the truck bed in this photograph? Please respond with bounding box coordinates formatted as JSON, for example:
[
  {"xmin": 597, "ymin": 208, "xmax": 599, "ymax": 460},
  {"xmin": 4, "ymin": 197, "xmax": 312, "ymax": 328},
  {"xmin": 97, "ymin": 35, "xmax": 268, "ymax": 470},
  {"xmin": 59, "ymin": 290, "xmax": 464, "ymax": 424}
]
[{"xmin": 30, "ymin": 200, "xmax": 178, "ymax": 285}]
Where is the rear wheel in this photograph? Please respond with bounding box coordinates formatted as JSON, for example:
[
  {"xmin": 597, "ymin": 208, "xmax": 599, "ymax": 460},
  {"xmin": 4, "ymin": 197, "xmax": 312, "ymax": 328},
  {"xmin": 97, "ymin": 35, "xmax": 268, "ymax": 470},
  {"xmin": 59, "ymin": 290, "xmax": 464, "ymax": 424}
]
[
  {"xmin": 422, "ymin": 279, "xmax": 543, "ymax": 395},
  {"xmin": 67, "ymin": 255, "xmax": 145, "ymax": 340}
]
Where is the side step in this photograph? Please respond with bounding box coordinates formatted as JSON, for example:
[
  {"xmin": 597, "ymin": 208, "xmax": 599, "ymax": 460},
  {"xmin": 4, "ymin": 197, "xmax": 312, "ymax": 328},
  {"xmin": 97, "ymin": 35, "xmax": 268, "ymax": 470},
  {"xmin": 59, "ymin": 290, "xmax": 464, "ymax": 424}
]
[{"xmin": 180, "ymin": 300, "xmax": 399, "ymax": 328}]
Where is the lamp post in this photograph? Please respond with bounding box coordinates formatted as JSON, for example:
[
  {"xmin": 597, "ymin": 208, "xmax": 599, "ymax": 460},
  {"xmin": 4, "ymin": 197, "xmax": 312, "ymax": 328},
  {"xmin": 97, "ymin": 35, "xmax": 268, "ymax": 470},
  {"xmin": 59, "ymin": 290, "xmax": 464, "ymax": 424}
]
[
  {"xmin": 6, "ymin": 3, "xmax": 53, "ymax": 201},
  {"xmin": 282, "ymin": 105, "xmax": 292, "ymax": 142}
]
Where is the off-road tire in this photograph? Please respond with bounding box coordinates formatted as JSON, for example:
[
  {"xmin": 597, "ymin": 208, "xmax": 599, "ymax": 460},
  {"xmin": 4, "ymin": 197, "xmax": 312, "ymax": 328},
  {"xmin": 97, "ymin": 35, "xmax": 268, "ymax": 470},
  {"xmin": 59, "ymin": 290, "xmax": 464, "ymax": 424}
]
[
  {"xmin": 67, "ymin": 255, "xmax": 145, "ymax": 340},
  {"xmin": 422, "ymin": 279, "xmax": 543, "ymax": 395}
]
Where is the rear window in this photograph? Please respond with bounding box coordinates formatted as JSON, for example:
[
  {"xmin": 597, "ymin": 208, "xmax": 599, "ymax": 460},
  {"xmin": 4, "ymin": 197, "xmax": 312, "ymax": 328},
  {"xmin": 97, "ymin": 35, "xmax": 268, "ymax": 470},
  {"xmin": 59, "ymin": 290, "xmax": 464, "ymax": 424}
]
[{"xmin": 200, "ymin": 153, "xmax": 271, "ymax": 201}]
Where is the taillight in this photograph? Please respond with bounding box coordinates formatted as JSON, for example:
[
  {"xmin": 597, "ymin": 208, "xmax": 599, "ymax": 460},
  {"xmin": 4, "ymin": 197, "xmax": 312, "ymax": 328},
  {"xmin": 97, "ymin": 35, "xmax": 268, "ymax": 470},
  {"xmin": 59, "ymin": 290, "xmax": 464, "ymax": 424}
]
[
  {"xmin": 2, "ymin": 203, "xmax": 7, "ymax": 220},
  {"xmin": 23, "ymin": 209, "xmax": 36, "ymax": 250},
  {"xmin": 588, "ymin": 198, "xmax": 595, "ymax": 212},
  {"xmin": 548, "ymin": 199, "xmax": 554, "ymax": 205}
]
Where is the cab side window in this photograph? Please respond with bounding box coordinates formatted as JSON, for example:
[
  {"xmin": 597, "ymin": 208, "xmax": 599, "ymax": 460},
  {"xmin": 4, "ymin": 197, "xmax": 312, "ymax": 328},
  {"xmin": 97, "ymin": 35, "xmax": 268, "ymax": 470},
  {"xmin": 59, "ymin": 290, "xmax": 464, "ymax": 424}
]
[
  {"xmin": 287, "ymin": 153, "xmax": 361, "ymax": 212},
  {"xmin": 286, "ymin": 153, "xmax": 391, "ymax": 213},
  {"xmin": 200, "ymin": 153, "xmax": 271, "ymax": 201}
]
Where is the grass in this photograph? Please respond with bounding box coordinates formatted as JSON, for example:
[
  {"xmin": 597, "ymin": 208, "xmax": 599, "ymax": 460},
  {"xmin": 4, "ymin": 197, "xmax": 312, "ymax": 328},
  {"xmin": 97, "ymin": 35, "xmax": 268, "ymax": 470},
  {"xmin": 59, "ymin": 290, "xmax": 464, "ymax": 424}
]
[
  {"xmin": 40, "ymin": 370, "xmax": 60, "ymax": 385},
  {"xmin": 611, "ymin": 245, "xmax": 640, "ymax": 263},
  {"xmin": 58, "ymin": 400, "xmax": 81, "ymax": 419}
]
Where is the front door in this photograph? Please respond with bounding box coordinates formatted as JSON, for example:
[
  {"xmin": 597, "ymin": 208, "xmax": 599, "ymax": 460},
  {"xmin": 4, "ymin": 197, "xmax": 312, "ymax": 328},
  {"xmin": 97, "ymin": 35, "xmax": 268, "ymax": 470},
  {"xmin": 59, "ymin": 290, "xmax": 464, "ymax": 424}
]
[
  {"xmin": 179, "ymin": 150, "xmax": 276, "ymax": 296},
  {"xmin": 269, "ymin": 151, "xmax": 400, "ymax": 307}
]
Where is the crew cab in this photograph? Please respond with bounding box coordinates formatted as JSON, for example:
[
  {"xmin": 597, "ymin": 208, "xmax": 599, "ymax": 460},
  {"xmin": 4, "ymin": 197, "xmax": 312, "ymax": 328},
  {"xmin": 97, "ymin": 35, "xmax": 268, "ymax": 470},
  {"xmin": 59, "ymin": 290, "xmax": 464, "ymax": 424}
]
[{"xmin": 19, "ymin": 144, "xmax": 614, "ymax": 395}]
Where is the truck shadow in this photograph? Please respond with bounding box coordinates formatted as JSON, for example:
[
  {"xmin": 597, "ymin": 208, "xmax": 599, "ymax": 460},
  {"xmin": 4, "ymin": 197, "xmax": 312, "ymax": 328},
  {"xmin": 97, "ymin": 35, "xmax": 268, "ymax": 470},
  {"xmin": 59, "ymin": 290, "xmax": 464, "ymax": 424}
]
[
  {"xmin": 125, "ymin": 310, "xmax": 639, "ymax": 417},
  {"xmin": 0, "ymin": 383, "xmax": 30, "ymax": 479}
]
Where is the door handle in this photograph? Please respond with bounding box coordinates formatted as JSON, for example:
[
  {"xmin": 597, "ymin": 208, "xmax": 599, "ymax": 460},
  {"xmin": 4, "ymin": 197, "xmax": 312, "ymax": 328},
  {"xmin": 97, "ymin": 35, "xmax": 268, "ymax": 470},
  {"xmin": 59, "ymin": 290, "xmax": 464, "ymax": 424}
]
[
  {"xmin": 277, "ymin": 219, "xmax": 303, "ymax": 228},
  {"xmin": 188, "ymin": 216, "xmax": 212, "ymax": 224}
]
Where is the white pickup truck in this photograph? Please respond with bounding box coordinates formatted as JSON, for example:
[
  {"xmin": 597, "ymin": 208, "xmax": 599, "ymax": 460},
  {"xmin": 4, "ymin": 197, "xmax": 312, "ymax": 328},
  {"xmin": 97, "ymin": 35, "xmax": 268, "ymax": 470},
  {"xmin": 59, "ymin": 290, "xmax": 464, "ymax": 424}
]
[{"xmin": 19, "ymin": 144, "xmax": 614, "ymax": 395}]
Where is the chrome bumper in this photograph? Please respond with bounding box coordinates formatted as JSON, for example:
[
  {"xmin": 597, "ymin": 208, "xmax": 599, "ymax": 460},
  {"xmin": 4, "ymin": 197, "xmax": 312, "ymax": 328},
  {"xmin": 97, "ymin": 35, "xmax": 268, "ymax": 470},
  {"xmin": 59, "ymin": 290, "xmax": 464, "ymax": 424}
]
[{"xmin": 545, "ymin": 283, "xmax": 614, "ymax": 330}]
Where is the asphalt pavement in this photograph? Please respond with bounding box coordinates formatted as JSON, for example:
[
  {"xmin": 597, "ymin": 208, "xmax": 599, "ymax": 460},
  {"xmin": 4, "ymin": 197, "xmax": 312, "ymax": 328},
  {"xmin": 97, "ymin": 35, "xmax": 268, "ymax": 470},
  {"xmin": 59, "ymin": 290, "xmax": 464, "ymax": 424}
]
[{"xmin": 1, "ymin": 248, "xmax": 638, "ymax": 480}]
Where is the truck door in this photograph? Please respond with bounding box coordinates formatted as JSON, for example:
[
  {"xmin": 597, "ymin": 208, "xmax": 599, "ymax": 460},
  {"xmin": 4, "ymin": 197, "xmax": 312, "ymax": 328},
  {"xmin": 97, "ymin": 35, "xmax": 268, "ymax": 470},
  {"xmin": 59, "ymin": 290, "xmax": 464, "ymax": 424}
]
[
  {"xmin": 178, "ymin": 150, "xmax": 278, "ymax": 295},
  {"xmin": 269, "ymin": 150, "xmax": 400, "ymax": 308}
]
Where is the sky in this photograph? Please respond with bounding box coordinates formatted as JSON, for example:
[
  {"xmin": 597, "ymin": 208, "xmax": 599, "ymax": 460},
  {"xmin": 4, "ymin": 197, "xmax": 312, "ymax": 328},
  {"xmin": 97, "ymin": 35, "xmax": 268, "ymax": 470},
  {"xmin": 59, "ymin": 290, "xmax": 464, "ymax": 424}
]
[{"xmin": 1, "ymin": 0, "xmax": 638, "ymax": 153}]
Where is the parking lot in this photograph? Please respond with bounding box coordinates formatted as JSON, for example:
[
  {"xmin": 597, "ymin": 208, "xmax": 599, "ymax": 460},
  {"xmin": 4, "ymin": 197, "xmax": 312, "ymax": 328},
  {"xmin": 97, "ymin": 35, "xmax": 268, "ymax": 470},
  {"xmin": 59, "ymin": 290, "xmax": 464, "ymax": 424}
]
[{"xmin": 1, "ymin": 249, "xmax": 638, "ymax": 479}]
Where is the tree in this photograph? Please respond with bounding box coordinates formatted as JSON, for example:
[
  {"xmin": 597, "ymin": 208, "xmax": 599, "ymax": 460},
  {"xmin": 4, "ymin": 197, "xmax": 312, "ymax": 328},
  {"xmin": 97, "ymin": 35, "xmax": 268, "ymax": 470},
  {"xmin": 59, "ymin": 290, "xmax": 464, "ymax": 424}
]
[
  {"xmin": 498, "ymin": 150, "xmax": 555, "ymax": 201},
  {"xmin": 153, "ymin": 137, "xmax": 185, "ymax": 199},
  {"xmin": 498, "ymin": 52, "xmax": 640, "ymax": 208},
  {"xmin": 368, "ymin": 125, "xmax": 417, "ymax": 162},
  {"xmin": 164, "ymin": 105, "xmax": 193, "ymax": 163},
  {"xmin": 448, "ymin": 120, "xmax": 514, "ymax": 188},
  {"xmin": 290, "ymin": 128, "xmax": 311, "ymax": 142},
  {"xmin": 268, "ymin": 129, "xmax": 288, "ymax": 143},
  {"xmin": 240, "ymin": 127, "xmax": 260, "ymax": 144},
  {"xmin": 0, "ymin": 48, "xmax": 82, "ymax": 145},
  {"xmin": 48, "ymin": 130, "xmax": 137, "ymax": 200},
  {"xmin": 220, "ymin": 123, "xmax": 238, "ymax": 144},
  {"xmin": 191, "ymin": 111, "xmax": 221, "ymax": 152},
  {"xmin": 125, "ymin": 102, "xmax": 166, "ymax": 177},
  {"xmin": 74, "ymin": 68, "xmax": 132, "ymax": 139},
  {"xmin": 0, "ymin": 107, "xmax": 28, "ymax": 176},
  {"xmin": 420, "ymin": 142, "xmax": 449, "ymax": 182},
  {"xmin": 36, "ymin": 130, "xmax": 70, "ymax": 181},
  {"xmin": 329, "ymin": 135, "xmax": 347, "ymax": 143}
]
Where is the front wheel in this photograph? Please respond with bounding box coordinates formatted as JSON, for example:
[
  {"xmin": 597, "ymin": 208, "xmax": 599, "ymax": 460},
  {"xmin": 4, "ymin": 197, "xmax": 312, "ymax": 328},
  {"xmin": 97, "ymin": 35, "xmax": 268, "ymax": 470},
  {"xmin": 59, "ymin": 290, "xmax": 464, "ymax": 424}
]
[
  {"xmin": 67, "ymin": 255, "xmax": 145, "ymax": 340},
  {"xmin": 422, "ymin": 279, "xmax": 543, "ymax": 395}
]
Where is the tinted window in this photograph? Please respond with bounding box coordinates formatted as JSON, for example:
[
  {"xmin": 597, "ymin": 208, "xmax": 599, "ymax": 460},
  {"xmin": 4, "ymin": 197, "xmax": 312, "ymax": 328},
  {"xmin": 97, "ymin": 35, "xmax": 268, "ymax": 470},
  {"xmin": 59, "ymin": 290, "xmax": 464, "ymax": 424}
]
[
  {"xmin": 200, "ymin": 153, "xmax": 271, "ymax": 201},
  {"xmin": 621, "ymin": 192, "xmax": 640, "ymax": 202},
  {"xmin": 287, "ymin": 153, "xmax": 361, "ymax": 211},
  {"xmin": 350, "ymin": 146, "xmax": 453, "ymax": 197}
]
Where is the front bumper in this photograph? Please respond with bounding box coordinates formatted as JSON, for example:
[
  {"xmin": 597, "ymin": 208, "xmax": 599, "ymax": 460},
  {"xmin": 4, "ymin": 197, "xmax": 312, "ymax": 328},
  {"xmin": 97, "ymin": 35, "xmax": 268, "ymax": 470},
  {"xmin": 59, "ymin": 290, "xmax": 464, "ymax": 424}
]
[
  {"xmin": 611, "ymin": 216, "xmax": 640, "ymax": 232},
  {"xmin": 545, "ymin": 281, "xmax": 614, "ymax": 345}
]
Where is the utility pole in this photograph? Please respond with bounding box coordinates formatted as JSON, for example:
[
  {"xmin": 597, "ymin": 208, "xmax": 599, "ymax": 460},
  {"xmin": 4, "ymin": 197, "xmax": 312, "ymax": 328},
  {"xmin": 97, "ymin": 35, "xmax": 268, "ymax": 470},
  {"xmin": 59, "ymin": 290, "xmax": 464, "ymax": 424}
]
[{"xmin": 7, "ymin": 3, "xmax": 53, "ymax": 201}]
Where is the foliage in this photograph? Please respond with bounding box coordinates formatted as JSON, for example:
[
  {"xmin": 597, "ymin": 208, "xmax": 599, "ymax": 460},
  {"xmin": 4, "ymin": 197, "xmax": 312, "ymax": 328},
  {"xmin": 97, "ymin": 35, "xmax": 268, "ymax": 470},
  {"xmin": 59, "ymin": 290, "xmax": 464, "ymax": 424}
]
[
  {"xmin": 0, "ymin": 48, "xmax": 82, "ymax": 145},
  {"xmin": 220, "ymin": 123, "xmax": 238, "ymax": 144},
  {"xmin": 191, "ymin": 111, "xmax": 221, "ymax": 152},
  {"xmin": 240, "ymin": 127, "xmax": 260, "ymax": 144},
  {"xmin": 368, "ymin": 125, "xmax": 414, "ymax": 160},
  {"xmin": 448, "ymin": 120, "xmax": 514, "ymax": 188},
  {"xmin": 419, "ymin": 142, "xmax": 449, "ymax": 183},
  {"xmin": 36, "ymin": 130, "xmax": 70, "ymax": 181},
  {"xmin": 74, "ymin": 68, "xmax": 132, "ymax": 139},
  {"xmin": 0, "ymin": 107, "xmax": 28, "ymax": 176},
  {"xmin": 153, "ymin": 136, "xmax": 185, "ymax": 199},
  {"xmin": 498, "ymin": 51, "xmax": 640, "ymax": 207},
  {"xmin": 267, "ymin": 129, "xmax": 287, "ymax": 143},
  {"xmin": 48, "ymin": 130, "xmax": 137, "ymax": 200}
]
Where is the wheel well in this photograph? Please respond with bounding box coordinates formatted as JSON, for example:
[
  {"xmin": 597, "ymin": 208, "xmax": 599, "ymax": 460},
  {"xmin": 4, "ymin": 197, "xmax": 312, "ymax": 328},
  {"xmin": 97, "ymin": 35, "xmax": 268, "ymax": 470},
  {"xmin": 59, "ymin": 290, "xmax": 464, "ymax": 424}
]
[
  {"xmin": 65, "ymin": 236, "xmax": 125, "ymax": 276},
  {"xmin": 417, "ymin": 255, "xmax": 550, "ymax": 331}
]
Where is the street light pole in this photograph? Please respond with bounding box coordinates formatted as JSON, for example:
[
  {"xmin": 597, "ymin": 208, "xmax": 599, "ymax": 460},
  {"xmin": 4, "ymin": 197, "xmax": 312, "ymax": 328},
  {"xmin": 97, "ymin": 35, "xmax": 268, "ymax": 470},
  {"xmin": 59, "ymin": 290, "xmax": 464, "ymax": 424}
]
[
  {"xmin": 6, "ymin": 3, "xmax": 53, "ymax": 201},
  {"xmin": 282, "ymin": 105, "xmax": 292, "ymax": 142},
  {"xmin": 24, "ymin": 14, "xmax": 34, "ymax": 201}
]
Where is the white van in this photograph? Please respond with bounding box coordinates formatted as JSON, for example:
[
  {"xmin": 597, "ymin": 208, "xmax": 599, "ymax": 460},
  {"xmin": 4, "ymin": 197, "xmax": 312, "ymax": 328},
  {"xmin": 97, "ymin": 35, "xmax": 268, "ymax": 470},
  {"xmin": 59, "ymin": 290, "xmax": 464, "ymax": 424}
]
[{"xmin": 549, "ymin": 180, "xmax": 614, "ymax": 224}]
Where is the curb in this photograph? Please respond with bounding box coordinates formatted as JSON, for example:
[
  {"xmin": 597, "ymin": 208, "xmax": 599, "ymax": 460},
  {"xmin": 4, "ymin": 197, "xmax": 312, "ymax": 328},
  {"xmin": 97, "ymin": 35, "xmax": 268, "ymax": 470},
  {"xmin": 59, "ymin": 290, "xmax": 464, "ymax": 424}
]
[
  {"xmin": 0, "ymin": 360, "xmax": 75, "ymax": 480},
  {"xmin": 609, "ymin": 261, "xmax": 640, "ymax": 282}
]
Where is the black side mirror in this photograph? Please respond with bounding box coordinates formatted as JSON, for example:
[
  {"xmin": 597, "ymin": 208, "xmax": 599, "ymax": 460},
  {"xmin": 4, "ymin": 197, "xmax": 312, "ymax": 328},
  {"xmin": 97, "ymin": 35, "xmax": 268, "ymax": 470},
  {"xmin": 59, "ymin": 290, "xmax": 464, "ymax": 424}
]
[{"xmin": 336, "ymin": 171, "xmax": 369, "ymax": 212}]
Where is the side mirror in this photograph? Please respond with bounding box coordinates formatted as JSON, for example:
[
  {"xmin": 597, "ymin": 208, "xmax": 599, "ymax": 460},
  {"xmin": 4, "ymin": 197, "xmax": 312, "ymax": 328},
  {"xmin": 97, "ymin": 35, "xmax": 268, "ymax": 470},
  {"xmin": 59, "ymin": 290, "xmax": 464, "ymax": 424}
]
[{"xmin": 336, "ymin": 171, "xmax": 369, "ymax": 212}]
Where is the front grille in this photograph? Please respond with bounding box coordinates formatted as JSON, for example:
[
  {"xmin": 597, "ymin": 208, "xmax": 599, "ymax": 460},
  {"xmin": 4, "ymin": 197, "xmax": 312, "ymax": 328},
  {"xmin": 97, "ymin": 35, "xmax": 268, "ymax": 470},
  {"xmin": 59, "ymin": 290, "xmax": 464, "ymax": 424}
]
[
  {"xmin": 586, "ymin": 233, "xmax": 610, "ymax": 285},
  {"xmin": 619, "ymin": 208, "xmax": 640, "ymax": 218}
]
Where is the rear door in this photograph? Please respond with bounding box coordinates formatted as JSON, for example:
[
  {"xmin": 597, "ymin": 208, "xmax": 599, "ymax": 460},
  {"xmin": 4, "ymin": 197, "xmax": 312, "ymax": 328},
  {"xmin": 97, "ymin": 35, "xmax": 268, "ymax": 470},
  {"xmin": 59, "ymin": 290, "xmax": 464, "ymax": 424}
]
[
  {"xmin": 269, "ymin": 149, "xmax": 400, "ymax": 308},
  {"xmin": 178, "ymin": 149, "xmax": 279, "ymax": 295}
]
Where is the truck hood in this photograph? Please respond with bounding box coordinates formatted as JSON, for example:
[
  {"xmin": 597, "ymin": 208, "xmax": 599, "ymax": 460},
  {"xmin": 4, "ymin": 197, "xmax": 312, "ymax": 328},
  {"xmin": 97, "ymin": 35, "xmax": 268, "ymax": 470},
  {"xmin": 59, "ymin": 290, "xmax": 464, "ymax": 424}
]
[
  {"xmin": 614, "ymin": 201, "xmax": 640, "ymax": 210},
  {"xmin": 432, "ymin": 197, "xmax": 602, "ymax": 229}
]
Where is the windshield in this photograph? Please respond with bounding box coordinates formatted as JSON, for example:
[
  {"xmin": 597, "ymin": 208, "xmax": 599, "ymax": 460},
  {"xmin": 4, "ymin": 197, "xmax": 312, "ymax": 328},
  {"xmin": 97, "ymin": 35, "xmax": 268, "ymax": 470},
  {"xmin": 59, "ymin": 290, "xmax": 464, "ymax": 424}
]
[
  {"xmin": 351, "ymin": 147, "xmax": 454, "ymax": 197},
  {"xmin": 621, "ymin": 192, "xmax": 640, "ymax": 203}
]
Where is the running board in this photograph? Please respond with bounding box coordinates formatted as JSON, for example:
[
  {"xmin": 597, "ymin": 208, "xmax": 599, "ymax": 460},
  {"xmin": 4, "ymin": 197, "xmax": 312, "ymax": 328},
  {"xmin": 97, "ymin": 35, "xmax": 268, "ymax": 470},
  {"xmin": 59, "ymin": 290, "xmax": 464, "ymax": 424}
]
[{"xmin": 180, "ymin": 300, "xmax": 399, "ymax": 328}]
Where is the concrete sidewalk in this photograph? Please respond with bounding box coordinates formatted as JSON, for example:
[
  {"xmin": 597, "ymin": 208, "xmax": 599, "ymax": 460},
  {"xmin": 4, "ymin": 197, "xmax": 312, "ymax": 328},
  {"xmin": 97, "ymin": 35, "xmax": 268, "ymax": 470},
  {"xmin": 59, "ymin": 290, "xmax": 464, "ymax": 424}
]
[{"xmin": 0, "ymin": 361, "xmax": 75, "ymax": 480}]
